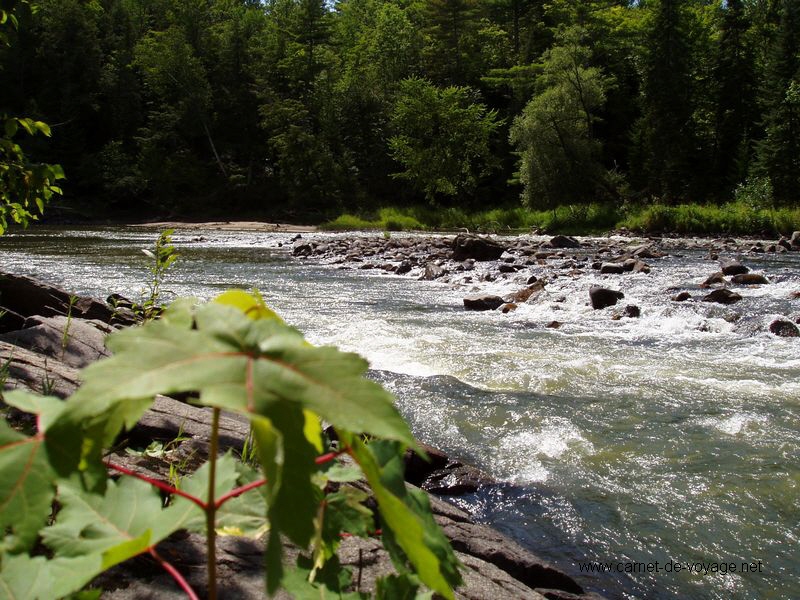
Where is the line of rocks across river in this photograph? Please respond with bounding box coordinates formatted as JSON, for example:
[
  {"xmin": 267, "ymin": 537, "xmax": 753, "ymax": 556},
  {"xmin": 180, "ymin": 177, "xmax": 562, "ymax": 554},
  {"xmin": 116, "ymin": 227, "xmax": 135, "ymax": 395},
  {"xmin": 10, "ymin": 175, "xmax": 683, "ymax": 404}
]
[{"xmin": 290, "ymin": 232, "xmax": 800, "ymax": 337}]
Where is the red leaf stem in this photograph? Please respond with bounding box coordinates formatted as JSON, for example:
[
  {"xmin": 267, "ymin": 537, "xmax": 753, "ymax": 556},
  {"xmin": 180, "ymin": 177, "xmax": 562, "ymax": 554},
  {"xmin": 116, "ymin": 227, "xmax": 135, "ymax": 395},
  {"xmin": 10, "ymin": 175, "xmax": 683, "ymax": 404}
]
[
  {"xmin": 315, "ymin": 448, "xmax": 346, "ymax": 465},
  {"xmin": 214, "ymin": 478, "xmax": 267, "ymax": 509},
  {"xmin": 339, "ymin": 529, "xmax": 382, "ymax": 539},
  {"xmin": 105, "ymin": 460, "xmax": 207, "ymax": 509},
  {"xmin": 149, "ymin": 547, "xmax": 200, "ymax": 600}
]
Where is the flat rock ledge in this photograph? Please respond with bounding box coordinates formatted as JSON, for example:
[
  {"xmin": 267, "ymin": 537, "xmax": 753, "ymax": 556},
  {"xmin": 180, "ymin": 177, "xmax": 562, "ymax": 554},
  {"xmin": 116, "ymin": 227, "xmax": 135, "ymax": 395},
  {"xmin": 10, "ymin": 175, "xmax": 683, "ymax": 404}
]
[{"xmin": 0, "ymin": 273, "xmax": 604, "ymax": 600}]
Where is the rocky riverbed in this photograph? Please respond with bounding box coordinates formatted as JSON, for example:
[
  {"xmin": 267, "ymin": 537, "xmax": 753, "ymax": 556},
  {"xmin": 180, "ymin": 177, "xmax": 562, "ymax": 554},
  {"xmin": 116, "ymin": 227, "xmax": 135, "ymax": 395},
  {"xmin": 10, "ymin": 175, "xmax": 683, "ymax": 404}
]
[
  {"xmin": 0, "ymin": 271, "xmax": 603, "ymax": 600},
  {"xmin": 290, "ymin": 231, "xmax": 800, "ymax": 337}
]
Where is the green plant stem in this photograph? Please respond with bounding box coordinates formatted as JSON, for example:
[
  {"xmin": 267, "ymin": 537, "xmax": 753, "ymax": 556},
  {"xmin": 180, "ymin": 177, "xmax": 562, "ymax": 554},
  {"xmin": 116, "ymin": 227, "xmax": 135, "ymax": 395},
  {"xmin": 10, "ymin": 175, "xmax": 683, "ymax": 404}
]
[{"xmin": 206, "ymin": 407, "xmax": 221, "ymax": 600}]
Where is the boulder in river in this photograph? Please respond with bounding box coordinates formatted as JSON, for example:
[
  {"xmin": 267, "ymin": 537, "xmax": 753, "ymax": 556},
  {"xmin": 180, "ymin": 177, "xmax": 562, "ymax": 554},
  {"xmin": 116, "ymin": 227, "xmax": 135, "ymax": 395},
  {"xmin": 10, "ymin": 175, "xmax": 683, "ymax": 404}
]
[
  {"xmin": 731, "ymin": 273, "xmax": 770, "ymax": 285},
  {"xmin": 672, "ymin": 291, "xmax": 691, "ymax": 302},
  {"xmin": 701, "ymin": 272, "xmax": 726, "ymax": 287},
  {"xmin": 599, "ymin": 263, "xmax": 625, "ymax": 274},
  {"xmin": 720, "ymin": 259, "xmax": 749, "ymax": 276},
  {"xmin": 506, "ymin": 282, "xmax": 545, "ymax": 304},
  {"xmin": 768, "ymin": 319, "xmax": 799, "ymax": 337},
  {"xmin": 421, "ymin": 263, "xmax": 446, "ymax": 280},
  {"xmin": 623, "ymin": 305, "xmax": 641, "ymax": 318},
  {"xmin": 589, "ymin": 286, "xmax": 624, "ymax": 309},
  {"xmin": 791, "ymin": 231, "xmax": 800, "ymax": 248},
  {"xmin": 395, "ymin": 260, "xmax": 413, "ymax": 275},
  {"xmin": 629, "ymin": 244, "xmax": 666, "ymax": 259},
  {"xmin": 464, "ymin": 294, "xmax": 505, "ymax": 311},
  {"xmin": 702, "ymin": 289, "xmax": 742, "ymax": 304},
  {"xmin": 546, "ymin": 235, "xmax": 581, "ymax": 249},
  {"xmin": 452, "ymin": 234, "xmax": 506, "ymax": 261}
]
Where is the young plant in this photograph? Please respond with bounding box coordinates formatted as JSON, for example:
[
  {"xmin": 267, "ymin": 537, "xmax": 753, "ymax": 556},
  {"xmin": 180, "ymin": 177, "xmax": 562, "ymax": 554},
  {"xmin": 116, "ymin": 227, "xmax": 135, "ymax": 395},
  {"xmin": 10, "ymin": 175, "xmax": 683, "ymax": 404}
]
[
  {"xmin": 60, "ymin": 295, "xmax": 77, "ymax": 358},
  {"xmin": 137, "ymin": 229, "xmax": 178, "ymax": 321},
  {"xmin": 0, "ymin": 290, "xmax": 462, "ymax": 599}
]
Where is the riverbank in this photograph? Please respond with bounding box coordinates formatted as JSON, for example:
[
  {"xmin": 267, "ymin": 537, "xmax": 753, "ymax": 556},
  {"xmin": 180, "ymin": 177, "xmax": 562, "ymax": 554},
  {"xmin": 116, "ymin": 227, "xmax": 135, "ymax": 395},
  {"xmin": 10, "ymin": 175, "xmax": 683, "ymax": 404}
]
[
  {"xmin": 130, "ymin": 220, "xmax": 318, "ymax": 233},
  {"xmin": 0, "ymin": 270, "xmax": 601, "ymax": 600},
  {"xmin": 319, "ymin": 202, "xmax": 800, "ymax": 237}
]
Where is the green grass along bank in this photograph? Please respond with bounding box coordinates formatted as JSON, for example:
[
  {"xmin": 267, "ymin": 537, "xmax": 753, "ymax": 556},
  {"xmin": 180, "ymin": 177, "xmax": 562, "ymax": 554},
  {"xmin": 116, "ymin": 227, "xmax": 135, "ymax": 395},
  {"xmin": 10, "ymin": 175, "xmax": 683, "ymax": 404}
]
[{"xmin": 320, "ymin": 203, "xmax": 800, "ymax": 237}]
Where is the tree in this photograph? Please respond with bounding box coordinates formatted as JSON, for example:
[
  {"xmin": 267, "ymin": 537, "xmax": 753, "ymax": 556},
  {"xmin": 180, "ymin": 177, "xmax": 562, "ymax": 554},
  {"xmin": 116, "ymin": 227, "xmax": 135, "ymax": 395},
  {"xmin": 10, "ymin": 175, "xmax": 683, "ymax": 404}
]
[
  {"xmin": 0, "ymin": 0, "xmax": 64, "ymax": 234},
  {"xmin": 421, "ymin": 0, "xmax": 484, "ymax": 85},
  {"xmin": 510, "ymin": 26, "xmax": 613, "ymax": 208},
  {"xmin": 711, "ymin": 0, "xmax": 758, "ymax": 200},
  {"xmin": 755, "ymin": 0, "xmax": 800, "ymax": 205},
  {"xmin": 631, "ymin": 0, "xmax": 697, "ymax": 202},
  {"xmin": 388, "ymin": 77, "xmax": 500, "ymax": 202}
]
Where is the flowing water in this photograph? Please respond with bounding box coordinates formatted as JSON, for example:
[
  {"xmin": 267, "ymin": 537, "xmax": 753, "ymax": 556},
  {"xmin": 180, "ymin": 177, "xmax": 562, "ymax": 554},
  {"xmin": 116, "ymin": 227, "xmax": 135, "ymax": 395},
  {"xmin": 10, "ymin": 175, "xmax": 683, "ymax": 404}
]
[{"xmin": 1, "ymin": 226, "xmax": 798, "ymax": 600}]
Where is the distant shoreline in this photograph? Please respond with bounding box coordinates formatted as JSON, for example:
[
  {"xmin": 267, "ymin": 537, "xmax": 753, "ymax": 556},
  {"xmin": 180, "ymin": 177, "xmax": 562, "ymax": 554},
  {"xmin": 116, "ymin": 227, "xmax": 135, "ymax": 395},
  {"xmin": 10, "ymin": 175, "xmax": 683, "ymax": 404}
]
[{"xmin": 129, "ymin": 220, "xmax": 318, "ymax": 233}]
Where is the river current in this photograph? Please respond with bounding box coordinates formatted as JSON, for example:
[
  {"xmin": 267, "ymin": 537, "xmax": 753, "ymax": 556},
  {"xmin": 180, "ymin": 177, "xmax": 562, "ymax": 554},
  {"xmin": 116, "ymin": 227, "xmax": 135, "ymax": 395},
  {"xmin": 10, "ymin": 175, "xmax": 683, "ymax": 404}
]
[{"xmin": 1, "ymin": 226, "xmax": 798, "ymax": 600}]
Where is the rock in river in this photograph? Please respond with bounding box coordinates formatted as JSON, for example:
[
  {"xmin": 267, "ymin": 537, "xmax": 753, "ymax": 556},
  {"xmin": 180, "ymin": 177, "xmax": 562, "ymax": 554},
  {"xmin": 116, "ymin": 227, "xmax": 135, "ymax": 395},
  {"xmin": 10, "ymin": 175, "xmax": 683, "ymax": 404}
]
[
  {"xmin": 464, "ymin": 294, "xmax": 505, "ymax": 311},
  {"xmin": 599, "ymin": 262, "xmax": 626, "ymax": 274},
  {"xmin": 769, "ymin": 319, "xmax": 799, "ymax": 337},
  {"xmin": 720, "ymin": 259, "xmax": 749, "ymax": 276},
  {"xmin": 546, "ymin": 235, "xmax": 581, "ymax": 249},
  {"xmin": 452, "ymin": 234, "xmax": 507, "ymax": 261},
  {"xmin": 589, "ymin": 286, "xmax": 624, "ymax": 310},
  {"xmin": 702, "ymin": 289, "xmax": 742, "ymax": 304},
  {"xmin": 731, "ymin": 273, "xmax": 770, "ymax": 285}
]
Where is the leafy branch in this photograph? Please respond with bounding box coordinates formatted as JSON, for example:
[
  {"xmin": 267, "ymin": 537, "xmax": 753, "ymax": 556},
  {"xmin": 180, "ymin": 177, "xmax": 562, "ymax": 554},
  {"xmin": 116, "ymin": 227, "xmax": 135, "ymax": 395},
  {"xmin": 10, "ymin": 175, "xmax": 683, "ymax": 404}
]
[{"xmin": 0, "ymin": 290, "xmax": 462, "ymax": 599}]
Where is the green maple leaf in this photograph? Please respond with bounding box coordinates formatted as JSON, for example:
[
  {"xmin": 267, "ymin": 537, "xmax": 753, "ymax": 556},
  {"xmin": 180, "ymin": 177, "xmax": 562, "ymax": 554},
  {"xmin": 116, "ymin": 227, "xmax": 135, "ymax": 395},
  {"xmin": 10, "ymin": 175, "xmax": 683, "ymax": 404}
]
[{"xmin": 0, "ymin": 392, "xmax": 64, "ymax": 553}]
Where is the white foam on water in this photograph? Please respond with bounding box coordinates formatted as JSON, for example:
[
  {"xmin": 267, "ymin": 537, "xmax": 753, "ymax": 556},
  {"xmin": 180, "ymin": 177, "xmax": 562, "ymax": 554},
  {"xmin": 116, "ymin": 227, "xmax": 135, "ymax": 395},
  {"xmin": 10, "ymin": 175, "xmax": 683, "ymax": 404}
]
[
  {"xmin": 492, "ymin": 417, "xmax": 594, "ymax": 484},
  {"xmin": 697, "ymin": 413, "xmax": 769, "ymax": 436}
]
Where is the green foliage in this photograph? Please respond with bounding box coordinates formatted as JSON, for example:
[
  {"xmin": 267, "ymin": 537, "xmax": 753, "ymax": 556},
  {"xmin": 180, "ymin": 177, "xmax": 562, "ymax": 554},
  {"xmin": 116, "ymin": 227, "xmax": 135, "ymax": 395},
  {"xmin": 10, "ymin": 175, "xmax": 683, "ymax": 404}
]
[
  {"xmin": 734, "ymin": 176, "xmax": 774, "ymax": 210},
  {"xmin": 322, "ymin": 203, "xmax": 622, "ymax": 234},
  {"xmin": 0, "ymin": 116, "xmax": 64, "ymax": 235},
  {"xmin": 137, "ymin": 229, "xmax": 178, "ymax": 320},
  {"xmin": 619, "ymin": 201, "xmax": 800, "ymax": 236},
  {"xmin": 321, "ymin": 208, "xmax": 427, "ymax": 232},
  {"xmin": 388, "ymin": 77, "xmax": 501, "ymax": 202},
  {"xmin": 0, "ymin": 290, "xmax": 461, "ymax": 598},
  {"xmin": 510, "ymin": 26, "xmax": 614, "ymax": 209},
  {"xmin": 3, "ymin": 0, "xmax": 797, "ymax": 230},
  {"xmin": 754, "ymin": 0, "xmax": 800, "ymax": 205}
]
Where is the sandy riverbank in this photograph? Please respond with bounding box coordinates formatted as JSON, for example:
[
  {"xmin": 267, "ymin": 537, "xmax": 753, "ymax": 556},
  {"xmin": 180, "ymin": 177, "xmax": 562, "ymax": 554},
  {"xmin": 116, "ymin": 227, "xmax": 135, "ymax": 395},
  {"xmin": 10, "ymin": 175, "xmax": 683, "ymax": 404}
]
[{"xmin": 130, "ymin": 220, "xmax": 318, "ymax": 233}]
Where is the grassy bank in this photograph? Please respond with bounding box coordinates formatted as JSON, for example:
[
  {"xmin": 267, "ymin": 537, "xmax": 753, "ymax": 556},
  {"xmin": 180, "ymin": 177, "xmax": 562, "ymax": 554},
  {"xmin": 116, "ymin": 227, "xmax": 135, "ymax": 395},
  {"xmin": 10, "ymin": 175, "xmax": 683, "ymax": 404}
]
[
  {"xmin": 320, "ymin": 205, "xmax": 620, "ymax": 234},
  {"xmin": 320, "ymin": 203, "xmax": 800, "ymax": 237}
]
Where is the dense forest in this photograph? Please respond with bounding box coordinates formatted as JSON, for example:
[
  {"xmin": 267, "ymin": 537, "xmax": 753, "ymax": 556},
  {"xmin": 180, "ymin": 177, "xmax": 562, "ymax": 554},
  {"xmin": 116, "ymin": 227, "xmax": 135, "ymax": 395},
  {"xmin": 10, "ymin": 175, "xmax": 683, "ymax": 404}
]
[{"xmin": 1, "ymin": 0, "xmax": 798, "ymax": 222}]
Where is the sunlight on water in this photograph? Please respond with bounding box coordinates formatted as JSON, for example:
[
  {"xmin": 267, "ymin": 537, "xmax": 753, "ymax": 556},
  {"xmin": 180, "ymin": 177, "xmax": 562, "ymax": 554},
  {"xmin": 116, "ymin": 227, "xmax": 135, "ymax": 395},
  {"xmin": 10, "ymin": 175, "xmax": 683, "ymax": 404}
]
[{"xmin": 1, "ymin": 226, "xmax": 798, "ymax": 600}]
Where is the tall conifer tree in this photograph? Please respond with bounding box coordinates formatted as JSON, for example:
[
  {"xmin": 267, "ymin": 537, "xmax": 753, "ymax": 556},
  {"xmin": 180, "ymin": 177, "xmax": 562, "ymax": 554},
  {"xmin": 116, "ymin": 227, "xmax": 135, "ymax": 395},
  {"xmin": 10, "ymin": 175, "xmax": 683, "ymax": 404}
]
[{"xmin": 755, "ymin": 0, "xmax": 800, "ymax": 205}]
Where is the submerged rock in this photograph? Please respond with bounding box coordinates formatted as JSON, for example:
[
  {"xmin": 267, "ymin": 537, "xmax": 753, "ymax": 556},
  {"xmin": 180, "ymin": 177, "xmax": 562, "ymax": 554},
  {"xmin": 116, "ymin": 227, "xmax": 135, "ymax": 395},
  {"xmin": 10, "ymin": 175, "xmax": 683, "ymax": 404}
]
[
  {"xmin": 623, "ymin": 305, "xmax": 641, "ymax": 318},
  {"xmin": 701, "ymin": 272, "xmax": 725, "ymax": 287},
  {"xmin": 506, "ymin": 282, "xmax": 546, "ymax": 304}
]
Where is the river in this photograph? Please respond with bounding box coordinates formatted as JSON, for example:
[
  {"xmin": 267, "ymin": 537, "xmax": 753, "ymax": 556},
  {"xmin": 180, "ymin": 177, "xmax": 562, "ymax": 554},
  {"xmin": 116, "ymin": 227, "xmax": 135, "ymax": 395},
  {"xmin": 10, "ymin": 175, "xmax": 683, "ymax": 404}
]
[{"xmin": 1, "ymin": 226, "xmax": 798, "ymax": 600}]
